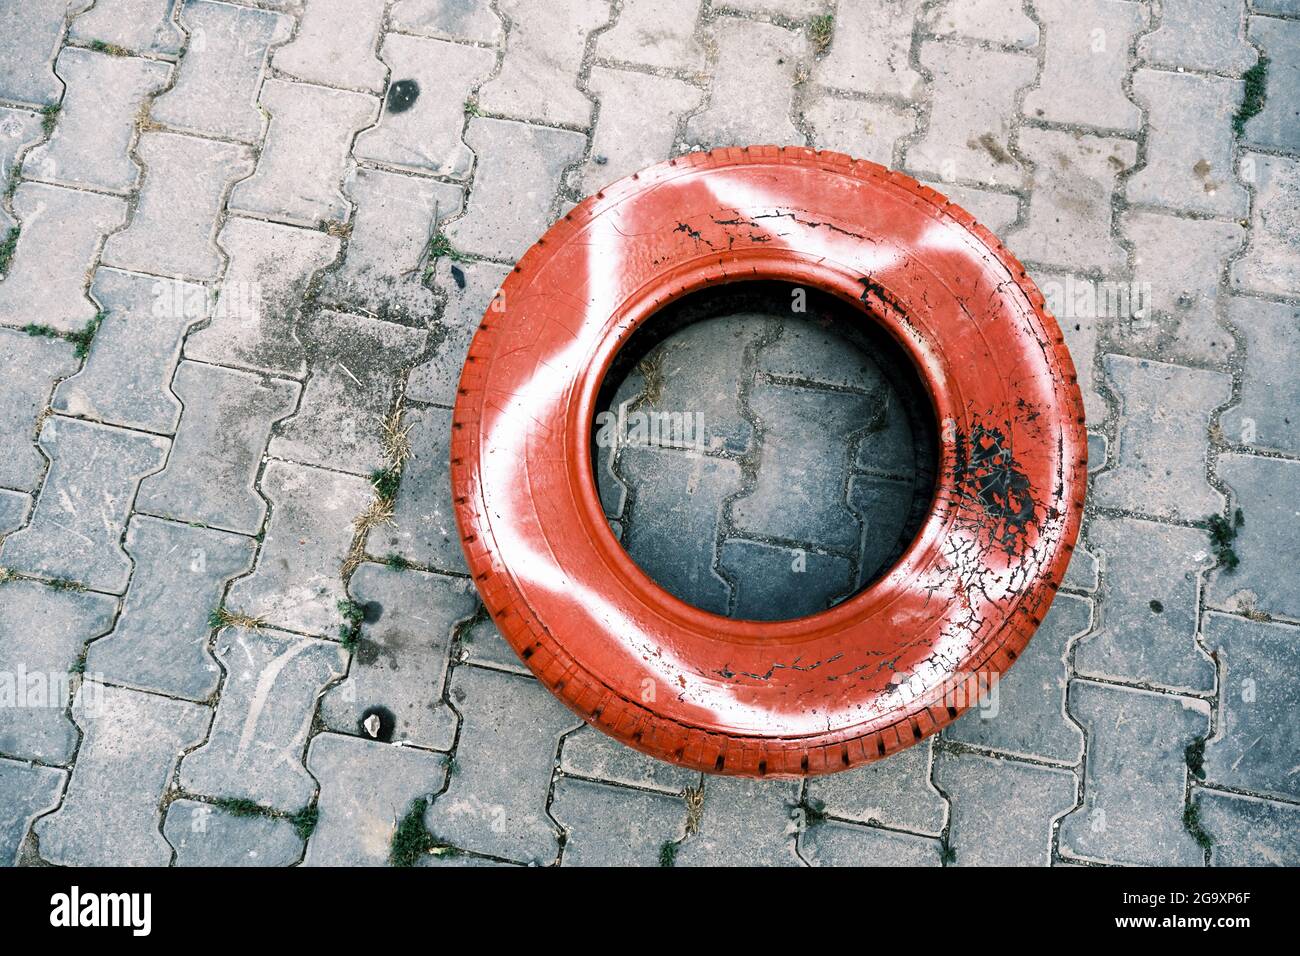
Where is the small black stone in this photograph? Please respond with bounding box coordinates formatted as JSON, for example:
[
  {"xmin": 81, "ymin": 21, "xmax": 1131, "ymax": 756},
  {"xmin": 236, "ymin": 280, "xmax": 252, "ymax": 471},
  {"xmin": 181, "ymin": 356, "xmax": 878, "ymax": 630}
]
[
  {"xmin": 386, "ymin": 79, "xmax": 419, "ymax": 114},
  {"xmin": 450, "ymin": 264, "xmax": 466, "ymax": 289},
  {"xmin": 1149, "ymin": 599, "xmax": 1164, "ymax": 613}
]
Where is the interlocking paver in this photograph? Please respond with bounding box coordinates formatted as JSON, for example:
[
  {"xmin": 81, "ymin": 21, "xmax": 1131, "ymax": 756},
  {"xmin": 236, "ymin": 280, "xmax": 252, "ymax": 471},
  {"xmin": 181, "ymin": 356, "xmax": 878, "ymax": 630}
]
[
  {"xmin": 320, "ymin": 564, "xmax": 477, "ymax": 750},
  {"xmin": 0, "ymin": 0, "xmax": 74, "ymax": 106},
  {"xmin": 180, "ymin": 626, "xmax": 347, "ymax": 811},
  {"xmin": 553, "ymin": 777, "xmax": 687, "ymax": 866},
  {"xmin": 1092, "ymin": 355, "xmax": 1231, "ymax": 521},
  {"xmin": 407, "ymin": 259, "xmax": 511, "ymax": 406},
  {"xmin": 595, "ymin": 0, "xmax": 704, "ymax": 71},
  {"xmin": 945, "ymin": 592, "xmax": 1088, "ymax": 763},
  {"xmin": 674, "ymin": 777, "xmax": 802, "ymax": 867},
  {"xmin": 1075, "ymin": 517, "xmax": 1216, "ymax": 693},
  {"xmin": 426, "ymin": 665, "xmax": 579, "ymax": 863},
  {"xmin": 1137, "ymin": 0, "xmax": 1257, "ymax": 74},
  {"xmin": 101, "ymin": 131, "xmax": 255, "ymax": 281},
  {"xmin": 1243, "ymin": 17, "xmax": 1300, "ymax": 152},
  {"xmin": 582, "ymin": 66, "xmax": 704, "ymax": 192},
  {"xmin": 0, "ymin": 106, "xmax": 43, "ymax": 236},
  {"xmin": 0, "ymin": 580, "xmax": 116, "ymax": 764},
  {"xmin": 69, "ymin": 0, "xmax": 185, "ymax": 57},
  {"xmin": 559, "ymin": 724, "xmax": 698, "ymax": 793},
  {"xmin": 183, "ymin": 217, "xmax": 341, "ymax": 378},
  {"xmin": 1126, "ymin": 69, "xmax": 1248, "ymax": 218},
  {"xmin": 1058, "ymin": 680, "xmax": 1210, "ymax": 866},
  {"xmin": 445, "ymin": 117, "xmax": 586, "ymax": 260},
  {"xmin": 1021, "ymin": 0, "xmax": 1144, "ymax": 131},
  {"xmin": 23, "ymin": 47, "xmax": 169, "ymax": 193},
  {"xmin": 935, "ymin": 751, "xmax": 1076, "ymax": 866},
  {"xmin": 0, "ymin": 757, "xmax": 65, "ymax": 865},
  {"xmin": 0, "ymin": 182, "xmax": 128, "ymax": 333},
  {"xmin": 806, "ymin": 740, "xmax": 946, "ymax": 835},
  {"xmin": 135, "ymin": 361, "xmax": 300, "ymax": 534},
  {"xmin": 223, "ymin": 460, "xmax": 371, "ymax": 636},
  {"xmin": 164, "ymin": 798, "xmax": 303, "ymax": 866},
  {"xmin": 150, "ymin": 0, "xmax": 293, "ymax": 143},
  {"xmin": 85, "ymin": 517, "xmax": 255, "ymax": 701},
  {"xmin": 804, "ymin": 94, "xmax": 915, "ymax": 165},
  {"xmin": 1198, "ymin": 790, "xmax": 1300, "ymax": 867},
  {"xmin": 906, "ymin": 41, "xmax": 1035, "ymax": 187},
  {"xmin": 477, "ymin": 0, "xmax": 609, "ymax": 127},
  {"xmin": 816, "ymin": 0, "xmax": 923, "ymax": 99},
  {"xmin": 268, "ymin": 310, "xmax": 426, "ymax": 475},
  {"xmin": 0, "ymin": 417, "xmax": 169, "ymax": 592},
  {"xmin": 800, "ymin": 819, "xmax": 940, "ymax": 866},
  {"xmin": 36, "ymin": 682, "xmax": 210, "ymax": 866},
  {"xmin": 316, "ymin": 167, "xmax": 461, "ymax": 323},
  {"xmin": 1219, "ymin": 298, "xmax": 1300, "ymax": 455},
  {"xmin": 719, "ymin": 538, "xmax": 854, "ymax": 620},
  {"xmin": 924, "ymin": 0, "xmax": 1038, "ymax": 48},
  {"xmin": 271, "ymin": 0, "xmax": 387, "ymax": 92},
  {"xmin": 228, "ymin": 79, "xmax": 379, "ymax": 228},
  {"xmin": 457, "ymin": 608, "xmax": 531, "ymax": 676},
  {"xmin": 50, "ymin": 267, "xmax": 201, "ymax": 433},
  {"xmin": 1232, "ymin": 152, "xmax": 1300, "ymax": 298},
  {"xmin": 1208, "ymin": 455, "xmax": 1300, "ymax": 619},
  {"xmin": 685, "ymin": 18, "xmax": 805, "ymax": 147},
  {"xmin": 1033, "ymin": 268, "xmax": 1107, "ymax": 426},
  {"xmin": 0, "ymin": 328, "xmax": 78, "ymax": 492},
  {"xmin": 0, "ymin": 489, "xmax": 29, "ymax": 534},
  {"xmin": 389, "ymin": 0, "xmax": 503, "ymax": 44},
  {"xmin": 303, "ymin": 732, "xmax": 447, "ymax": 866}
]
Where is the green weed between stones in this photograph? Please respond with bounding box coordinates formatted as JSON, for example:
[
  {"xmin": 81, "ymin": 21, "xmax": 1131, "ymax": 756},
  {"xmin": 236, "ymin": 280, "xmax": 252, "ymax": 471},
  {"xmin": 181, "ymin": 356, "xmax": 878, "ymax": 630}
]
[
  {"xmin": 383, "ymin": 553, "xmax": 416, "ymax": 571},
  {"xmin": 40, "ymin": 104, "xmax": 60, "ymax": 136},
  {"xmin": 1206, "ymin": 509, "xmax": 1244, "ymax": 571},
  {"xmin": 939, "ymin": 836, "xmax": 957, "ymax": 865},
  {"xmin": 1185, "ymin": 738, "xmax": 1207, "ymax": 780},
  {"xmin": 0, "ymin": 226, "xmax": 18, "ymax": 275},
  {"xmin": 1233, "ymin": 56, "xmax": 1269, "ymax": 137},
  {"xmin": 658, "ymin": 841, "xmax": 678, "ymax": 867},
  {"xmin": 1183, "ymin": 799, "xmax": 1214, "ymax": 850},
  {"xmin": 808, "ymin": 14, "xmax": 834, "ymax": 55},
  {"xmin": 369, "ymin": 466, "xmax": 401, "ymax": 500},
  {"xmin": 22, "ymin": 310, "xmax": 106, "ymax": 360},
  {"xmin": 209, "ymin": 797, "xmax": 320, "ymax": 839},
  {"xmin": 389, "ymin": 796, "xmax": 459, "ymax": 866},
  {"xmin": 87, "ymin": 39, "xmax": 130, "ymax": 56},
  {"xmin": 337, "ymin": 598, "xmax": 365, "ymax": 649}
]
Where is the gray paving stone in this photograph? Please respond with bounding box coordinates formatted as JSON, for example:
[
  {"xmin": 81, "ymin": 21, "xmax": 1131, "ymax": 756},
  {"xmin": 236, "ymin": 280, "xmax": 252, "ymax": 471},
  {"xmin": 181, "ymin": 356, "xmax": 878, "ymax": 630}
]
[
  {"xmin": 1008, "ymin": 128, "xmax": 1135, "ymax": 273},
  {"xmin": 559, "ymin": 724, "xmax": 698, "ymax": 793},
  {"xmin": 477, "ymin": 0, "xmax": 609, "ymax": 127},
  {"xmin": 36, "ymin": 681, "xmax": 210, "ymax": 866},
  {"xmin": 180, "ymin": 626, "xmax": 347, "ymax": 811},
  {"xmin": 271, "ymin": 0, "xmax": 387, "ymax": 92},
  {"xmin": 674, "ymin": 777, "xmax": 803, "ymax": 866},
  {"xmin": 1058, "ymin": 680, "xmax": 1210, "ymax": 866},
  {"xmin": 934, "ymin": 751, "xmax": 1076, "ymax": 866},
  {"xmin": 582, "ymin": 66, "xmax": 704, "ymax": 193},
  {"xmin": 320, "ymin": 564, "xmax": 477, "ymax": 751},
  {"xmin": 1220, "ymin": 298, "xmax": 1300, "ymax": 455},
  {"xmin": 553, "ymin": 776, "xmax": 687, "ymax": 866},
  {"xmin": 445, "ymin": 118, "xmax": 585, "ymax": 260},
  {"xmin": 1092, "ymin": 355, "xmax": 1231, "ymax": 521},
  {"xmin": 1076, "ymin": 517, "xmax": 1216, "ymax": 693},
  {"xmin": 847, "ymin": 474, "xmax": 917, "ymax": 585},
  {"xmin": 224, "ymin": 459, "xmax": 371, "ymax": 636},
  {"xmin": 228, "ymin": 79, "xmax": 379, "ymax": 228},
  {"xmin": 1208, "ymin": 455, "xmax": 1300, "ymax": 620},
  {"xmin": 0, "ymin": 106, "xmax": 44, "ymax": 236},
  {"xmin": 722, "ymin": 0, "xmax": 828, "ymax": 14},
  {"xmin": 758, "ymin": 313, "xmax": 891, "ymax": 394},
  {"xmin": 426, "ymin": 665, "xmax": 579, "ymax": 863},
  {"xmin": 1253, "ymin": 0, "xmax": 1300, "ymax": 13},
  {"xmin": 924, "ymin": 0, "xmax": 1038, "ymax": 47},
  {"xmin": 101, "ymin": 130, "xmax": 255, "ymax": 281},
  {"xmin": 317, "ymin": 167, "xmax": 461, "ymax": 323},
  {"xmin": 1021, "ymin": 0, "xmax": 1144, "ymax": 131},
  {"xmin": 0, "ymin": 181, "xmax": 128, "ymax": 333},
  {"xmin": 945, "ymin": 592, "xmax": 1088, "ymax": 763},
  {"xmin": 0, "ymin": 416, "xmax": 169, "ymax": 592},
  {"xmin": 1243, "ymin": 15, "xmax": 1300, "ymax": 148},
  {"xmin": 816, "ymin": 0, "xmax": 923, "ymax": 99},
  {"xmin": 269, "ymin": 311, "xmax": 425, "ymax": 475},
  {"xmin": 805, "ymin": 94, "xmax": 915, "ymax": 166},
  {"xmin": 719, "ymin": 538, "xmax": 855, "ymax": 620},
  {"xmin": 0, "ymin": 580, "xmax": 116, "ymax": 764},
  {"xmin": 0, "ymin": 489, "xmax": 30, "ymax": 535},
  {"xmin": 801, "ymin": 819, "xmax": 941, "ymax": 866},
  {"xmin": 303, "ymin": 732, "xmax": 447, "ymax": 866},
  {"xmin": 0, "ymin": 757, "xmax": 65, "ymax": 865},
  {"xmin": 407, "ymin": 259, "xmax": 510, "ymax": 406},
  {"xmin": 150, "ymin": 0, "xmax": 293, "ymax": 143},
  {"xmin": 595, "ymin": 0, "xmax": 704, "ymax": 71},
  {"xmin": 164, "ymin": 797, "xmax": 303, "ymax": 866},
  {"xmin": 1116, "ymin": 210, "xmax": 1245, "ymax": 367},
  {"xmin": 1201, "ymin": 614, "xmax": 1300, "ymax": 801},
  {"xmin": 85, "ymin": 517, "xmax": 256, "ymax": 701},
  {"xmin": 69, "ymin": 0, "xmax": 185, "ymax": 56},
  {"xmin": 1063, "ymin": 542, "xmax": 1100, "ymax": 593},
  {"xmin": 457, "ymin": 607, "xmax": 531, "ymax": 676},
  {"xmin": 0, "ymin": 328, "xmax": 78, "ymax": 492},
  {"xmin": 929, "ymin": 182, "xmax": 1021, "ymax": 234},
  {"xmin": 0, "ymin": 0, "xmax": 74, "ymax": 107},
  {"xmin": 1126, "ymin": 70, "xmax": 1248, "ymax": 218},
  {"xmin": 183, "ymin": 217, "xmax": 341, "ymax": 378},
  {"xmin": 1033, "ymin": 269, "xmax": 1108, "ymax": 426},
  {"xmin": 135, "ymin": 361, "xmax": 300, "ymax": 534},
  {"xmin": 1137, "ymin": 0, "xmax": 1257, "ymax": 74},
  {"xmin": 389, "ymin": 0, "xmax": 503, "ymax": 44},
  {"xmin": 618, "ymin": 445, "xmax": 740, "ymax": 615},
  {"xmin": 685, "ymin": 18, "xmax": 805, "ymax": 147},
  {"xmin": 807, "ymin": 740, "xmax": 946, "ymax": 834},
  {"xmin": 906, "ymin": 41, "xmax": 1035, "ymax": 188},
  {"xmin": 354, "ymin": 34, "xmax": 494, "ymax": 179},
  {"xmin": 23, "ymin": 47, "xmax": 169, "ymax": 193},
  {"xmin": 51, "ymin": 267, "xmax": 202, "ymax": 432},
  {"xmin": 1232, "ymin": 152, "xmax": 1300, "ymax": 298},
  {"xmin": 1198, "ymin": 789, "xmax": 1300, "ymax": 867}
]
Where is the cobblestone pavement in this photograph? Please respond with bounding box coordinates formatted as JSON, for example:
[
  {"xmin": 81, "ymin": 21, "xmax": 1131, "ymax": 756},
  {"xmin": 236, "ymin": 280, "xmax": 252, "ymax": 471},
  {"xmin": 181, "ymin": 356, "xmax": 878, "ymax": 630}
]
[{"xmin": 1, "ymin": 0, "xmax": 1297, "ymax": 867}]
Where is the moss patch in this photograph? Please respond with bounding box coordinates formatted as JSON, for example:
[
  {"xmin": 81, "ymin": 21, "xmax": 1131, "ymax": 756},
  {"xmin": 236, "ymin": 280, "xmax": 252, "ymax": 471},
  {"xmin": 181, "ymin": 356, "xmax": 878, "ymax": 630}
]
[{"xmin": 1233, "ymin": 56, "xmax": 1269, "ymax": 137}]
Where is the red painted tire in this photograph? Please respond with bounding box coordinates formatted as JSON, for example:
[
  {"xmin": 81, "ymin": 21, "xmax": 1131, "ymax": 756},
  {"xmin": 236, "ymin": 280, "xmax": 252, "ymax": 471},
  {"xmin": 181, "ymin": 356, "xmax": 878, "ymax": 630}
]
[{"xmin": 452, "ymin": 146, "xmax": 1086, "ymax": 777}]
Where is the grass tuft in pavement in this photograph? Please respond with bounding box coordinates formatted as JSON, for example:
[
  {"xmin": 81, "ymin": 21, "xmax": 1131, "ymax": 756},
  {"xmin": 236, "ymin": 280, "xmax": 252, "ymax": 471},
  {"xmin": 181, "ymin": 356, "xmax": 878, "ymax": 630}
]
[
  {"xmin": 1233, "ymin": 56, "xmax": 1269, "ymax": 137},
  {"xmin": 389, "ymin": 796, "xmax": 459, "ymax": 866}
]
